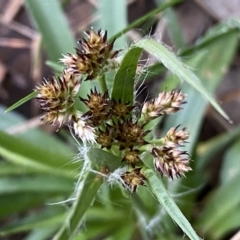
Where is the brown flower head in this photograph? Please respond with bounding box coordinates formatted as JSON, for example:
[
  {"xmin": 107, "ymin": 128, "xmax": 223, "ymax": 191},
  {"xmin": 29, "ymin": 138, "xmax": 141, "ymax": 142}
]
[
  {"xmin": 164, "ymin": 125, "xmax": 189, "ymax": 146},
  {"xmin": 121, "ymin": 168, "xmax": 146, "ymax": 192},
  {"xmin": 96, "ymin": 125, "xmax": 116, "ymax": 149},
  {"xmin": 79, "ymin": 29, "xmax": 120, "ymax": 59},
  {"xmin": 141, "ymin": 90, "xmax": 186, "ymax": 121},
  {"xmin": 61, "ymin": 52, "xmax": 96, "ymax": 79},
  {"xmin": 116, "ymin": 119, "xmax": 150, "ymax": 149},
  {"xmin": 122, "ymin": 150, "xmax": 142, "ymax": 167},
  {"xmin": 80, "ymin": 88, "xmax": 110, "ymax": 125},
  {"xmin": 111, "ymin": 99, "xmax": 134, "ymax": 118},
  {"xmin": 151, "ymin": 146, "xmax": 191, "ymax": 179},
  {"xmin": 35, "ymin": 73, "xmax": 80, "ymax": 127}
]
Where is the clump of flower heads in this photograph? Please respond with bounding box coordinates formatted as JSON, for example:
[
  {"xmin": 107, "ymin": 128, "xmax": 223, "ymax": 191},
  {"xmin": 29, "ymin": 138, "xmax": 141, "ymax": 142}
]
[{"xmin": 35, "ymin": 28, "xmax": 192, "ymax": 193}]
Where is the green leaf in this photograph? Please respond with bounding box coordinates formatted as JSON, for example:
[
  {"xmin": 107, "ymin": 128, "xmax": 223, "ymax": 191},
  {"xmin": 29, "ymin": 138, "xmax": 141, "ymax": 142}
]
[
  {"xmin": 0, "ymin": 130, "xmax": 78, "ymax": 178},
  {"xmin": 135, "ymin": 38, "xmax": 232, "ymax": 122},
  {"xmin": 159, "ymin": 25, "xmax": 239, "ymax": 219},
  {"xmin": 220, "ymin": 137, "xmax": 240, "ymax": 184},
  {"xmin": 25, "ymin": 0, "xmax": 75, "ymax": 61},
  {"xmin": 0, "ymin": 207, "xmax": 64, "ymax": 236},
  {"xmin": 209, "ymin": 205, "xmax": 240, "ymax": 239},
  {"xmin": 1, "ymin": 105, "xmax": 76, "ymax": 155},
  {"xmin": 197, "ymin": 171, "xmax": 240, "ymax": 234},
  {"xmin": 0, "ymin": 193, "xmax": 58, "ymax": 219},
  {"xmin": 5, "ymin": 91, "xmax": 37, "ymax": 113},
  {"xmin": 112, "ymin": 47, "xmax": 142, "ymax": 104},
  {"xmin": 0, "ymin": 175, "xmax": 73, "ymax": 195},
  {"xmin": 197, "ymin": 125, "xmax": 240, "ymax": 171},
  {"xmin": 98, "ymin": 0, "xmax": 127, "ymax": 49},
  {"xmin": 155, "ymin": 0, "xmax": 185, "ymax": 48},
  {"xmin": 53, "ymin": 149, "xmax": 121, "ymax": 240},
  {"xmin": 24, "ymin": 227, "xmax": 58, "ymax": 240},
  {"xmin": 142, "ymin": 168, "xmax": 201, "ymax": 240}
]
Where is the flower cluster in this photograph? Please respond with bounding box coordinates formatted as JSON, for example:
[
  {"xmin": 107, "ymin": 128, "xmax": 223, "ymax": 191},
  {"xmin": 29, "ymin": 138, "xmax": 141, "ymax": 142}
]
[
  {"xmin": 60, "ymin": 29, "xmax": 120, "ymax": 80},
  {"xmin": 35, "ymin": 28, "xmax": 192, "ymax": 193}
]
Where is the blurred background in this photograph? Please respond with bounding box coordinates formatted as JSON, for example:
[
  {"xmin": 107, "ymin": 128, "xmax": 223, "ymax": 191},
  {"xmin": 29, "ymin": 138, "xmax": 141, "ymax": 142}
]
[{"xmin": 1, "ymin": 0, "xmax": 240, "ymax": 239}]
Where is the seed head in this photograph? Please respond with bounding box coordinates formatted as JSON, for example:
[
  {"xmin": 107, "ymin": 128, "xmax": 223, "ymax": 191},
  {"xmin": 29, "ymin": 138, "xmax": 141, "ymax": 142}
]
[
  {"xmin": 80, "ymin": 88, "xmax": 110, "ymax": 125},
  {"xmin": 35, "ymin": 74, "xmax": 80, "ymax": 127},
  {"xmin": 151, "ymin": 146, "xmax": 191, "ymax": 179},
  {"xmin": 116, "ymin": 119, "xmax": 150, "ymax": 149},
  {"xmin": 79, "ymin": 29, "xmax": 120, "ymax": 59},
  {"xmin": 96, "ymin": 125, "xmax": 115, "ymax": 149},
  {"xmin": 164, "ymin": 125, "xmax": 189, "ymax": 146},
  {"xmin": 141, "ymin": 90, "xmax": 186, "ymax": 121},
  {"xmin": 121, "ymin": 168, "xmax": 146, "ymax": 192},
  {"xmin": 111, "ymin": 99, "xmax": 134, "ymax": 118},
  {"xmin": 122, "ymin": 150, "xmax": 142, "ymax": 167},
  {"xmin": 61, "ymin": 52, "xmax": 96, "ymax": 79},
  {"xmin": 61, "ymin": 29, "xmax": 121, "ymax": 80}
]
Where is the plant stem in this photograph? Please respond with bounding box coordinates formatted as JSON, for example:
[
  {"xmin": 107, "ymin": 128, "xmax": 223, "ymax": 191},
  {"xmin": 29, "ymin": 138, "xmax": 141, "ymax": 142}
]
[{"xmin": 98, "ymin": 75, "xmax": 107, "ymax": 93}]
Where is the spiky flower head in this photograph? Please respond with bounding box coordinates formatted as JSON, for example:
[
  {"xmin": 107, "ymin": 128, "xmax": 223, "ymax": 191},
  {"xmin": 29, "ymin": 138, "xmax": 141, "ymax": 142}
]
[
  {"xmin": 61, "ymin": 53, "xmax": 96, "ymax": 79},
  {"xmin": 35, "ymin": 73, "xmax": 80, "ymax": 127},
  {"xmin": 122, "ymin": 150, "xmax": 141, "ymax": 167},
  {"xmin": 61, "ymin": 29, "xmax": 121, "ymax": 81},
  {"xmin": 80, "ymin": 88, "xmax": 110, "ymax": 126},
  {"xmin": 72, "ymin": 111, "xmax": 96, "ymax": 143},
  {"xmin": 111, "ymin": 99, "xmax": 134, "ymax": 118},
  {"xmin": 96, "ymin": 125, "xmax": 116, "ymax": 149},
  {"xmin": 141, "ymin": 90, "xmax": 186, "ymax": 121},
  {"xmin": 116, "ymin": 119, "xmax": 150, "ymax": 150},
  {"xmin": 121, "ymin": 168, "xmax": 146, "ymax": 192},
  {"xmin": 79, "ymin": 29, "xmax": 120, "ymax": 58},
  {"xmin": 151, "ymin": 146, "xmax": 191, "ymax": 179},
  {"xmin": 164, "ymin": 125, "xmax": 189, "ymax": 146}
]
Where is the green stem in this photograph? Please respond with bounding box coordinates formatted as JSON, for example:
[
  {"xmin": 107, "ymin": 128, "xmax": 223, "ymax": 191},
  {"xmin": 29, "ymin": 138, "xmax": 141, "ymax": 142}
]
[
  {"xmin": 98, "ymin": 75, "xmax": 108, "ymax": 93},
  {"xmin": 147, "ymin": 138, "xmax": 164, "ymax": 145},
  {"xmin": 142, "ymin": 167, "xmax": 201, "ymax": 240}
]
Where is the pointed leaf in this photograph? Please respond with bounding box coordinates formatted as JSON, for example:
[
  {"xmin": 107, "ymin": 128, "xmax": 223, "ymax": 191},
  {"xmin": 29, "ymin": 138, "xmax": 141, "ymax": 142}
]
[
  {"xmin": 143, "ymin": 168, "xmax": 201, "ymax": 240},
  {"xmin": 112, "ymin": 47, "xmax": 142, "ymax": 104}
]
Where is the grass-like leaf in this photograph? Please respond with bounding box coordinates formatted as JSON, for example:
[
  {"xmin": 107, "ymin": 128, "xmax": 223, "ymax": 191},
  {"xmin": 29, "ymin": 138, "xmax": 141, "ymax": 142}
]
[
  {"xmin": 0, "ymin": 175, "xmax": 73, "ymax": 195},
  {"xmin": 53, "ymin": 148, "xmax": 121, "ymax": 240},
  {"xmin": 197, "ymin": 125, "xmax": 240, "ymax": 171},
  {"xmin": 197, "ymin": 171, "xmax": 240, "ymax": 234},
  {"xmin": 0, "ymin": 130, "xmax": 78, "ymax": 179},
  {"xmin": 25, "ymin": 0, "xmax": 75, "ymax": 61},
  {"xmin": 0, "ymin": 207, "xmax": 64, "ymax": 236},
  {"xmin": 98, "ymin": 0, "xmax": 127, "ymax": 49},
  {"xmin": 143, "ymin": 167, "xmax": 201, "ymax": 240},
  {"xmin": 112, "ymin": 47, "xmax": 142, "ymax": 104},
  {"xmin": 5, "ymin": 92, "xmax": 37, "ymax": 113}
]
